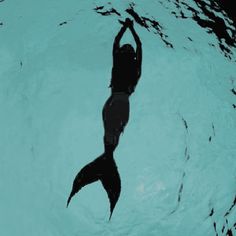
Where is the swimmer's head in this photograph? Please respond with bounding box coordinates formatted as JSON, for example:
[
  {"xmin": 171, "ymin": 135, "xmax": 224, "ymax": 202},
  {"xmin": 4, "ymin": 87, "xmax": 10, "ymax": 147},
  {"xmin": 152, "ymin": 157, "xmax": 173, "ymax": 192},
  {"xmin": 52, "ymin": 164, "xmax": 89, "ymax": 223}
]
[{"xmin": 119, "ymin": 44, "xmax": 135, "ymax": 58}]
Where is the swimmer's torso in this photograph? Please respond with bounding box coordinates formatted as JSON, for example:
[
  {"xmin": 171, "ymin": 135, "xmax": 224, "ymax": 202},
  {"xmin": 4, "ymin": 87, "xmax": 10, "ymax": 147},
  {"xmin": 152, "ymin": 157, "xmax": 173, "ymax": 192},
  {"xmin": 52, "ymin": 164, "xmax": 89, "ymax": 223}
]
[{"xmin": 110, "ymin": 51, "xmax": 139, "ymax": 95}]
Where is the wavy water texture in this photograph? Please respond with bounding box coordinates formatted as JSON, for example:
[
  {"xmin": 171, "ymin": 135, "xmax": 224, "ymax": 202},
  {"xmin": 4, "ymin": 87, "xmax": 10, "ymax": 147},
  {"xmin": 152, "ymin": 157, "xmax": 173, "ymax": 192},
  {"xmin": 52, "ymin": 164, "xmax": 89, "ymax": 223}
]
[
  {"xmin": 94, "ymin": 0, "xmax": 236, "ymax": 59},
  {"xmin": 0, "ymin": 0, "xmax": 236, "ymax": 235}
]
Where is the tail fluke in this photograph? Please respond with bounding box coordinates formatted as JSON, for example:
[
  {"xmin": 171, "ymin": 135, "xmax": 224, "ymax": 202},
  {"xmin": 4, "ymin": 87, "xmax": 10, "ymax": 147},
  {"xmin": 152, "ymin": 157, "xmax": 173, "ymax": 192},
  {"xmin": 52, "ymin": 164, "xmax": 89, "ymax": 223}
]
[
  {"xmin": 100, "ymin": 157, "xmax": 121, "ymax": 220},
  {"xmin": 67, "ymin": 155, "xmax": 103, "ymax": 207},
  {"xmin": 67, "ymin": 154, "xmax": 121, "ymax": 219}
]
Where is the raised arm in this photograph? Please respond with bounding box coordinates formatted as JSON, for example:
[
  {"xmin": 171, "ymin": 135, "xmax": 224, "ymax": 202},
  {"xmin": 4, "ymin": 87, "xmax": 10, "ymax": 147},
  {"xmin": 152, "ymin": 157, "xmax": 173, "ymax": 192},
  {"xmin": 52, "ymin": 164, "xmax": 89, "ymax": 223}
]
[
  {"xmin": 113, "ymin": 23, "xmax": 127, "ymax": 57},
  {"xmin": 128, "ymin": 21, "xmax": 142, "ymax": 78}
]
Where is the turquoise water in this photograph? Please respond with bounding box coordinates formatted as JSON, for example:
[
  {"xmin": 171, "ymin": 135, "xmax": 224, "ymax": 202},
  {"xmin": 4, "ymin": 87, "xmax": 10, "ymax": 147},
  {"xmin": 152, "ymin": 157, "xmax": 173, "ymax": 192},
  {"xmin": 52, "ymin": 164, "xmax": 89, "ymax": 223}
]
[{"xmin": 0, "ymin": 1, "xmax": 236, "ymax": 235}]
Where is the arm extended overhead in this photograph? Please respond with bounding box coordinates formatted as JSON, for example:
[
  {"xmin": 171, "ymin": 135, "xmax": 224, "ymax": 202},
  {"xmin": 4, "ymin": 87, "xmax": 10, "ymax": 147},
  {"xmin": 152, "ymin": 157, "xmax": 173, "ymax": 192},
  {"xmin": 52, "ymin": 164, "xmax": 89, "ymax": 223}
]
[
  {"xmin": 113, "ymin": 23, "xmax": 127, "ymax": 56},
  {"xmin": 127, "ymin": 19, "xmax": 142, "ymax": 78}
]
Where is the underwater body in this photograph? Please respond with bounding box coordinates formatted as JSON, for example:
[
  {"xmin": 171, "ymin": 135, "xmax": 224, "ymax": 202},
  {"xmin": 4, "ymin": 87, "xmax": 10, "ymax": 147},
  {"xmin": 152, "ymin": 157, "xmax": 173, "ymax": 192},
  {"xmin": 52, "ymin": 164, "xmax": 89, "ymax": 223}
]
[{"xmin": 0, "ymin": 0, "xmax": 236, "ymax": 235}]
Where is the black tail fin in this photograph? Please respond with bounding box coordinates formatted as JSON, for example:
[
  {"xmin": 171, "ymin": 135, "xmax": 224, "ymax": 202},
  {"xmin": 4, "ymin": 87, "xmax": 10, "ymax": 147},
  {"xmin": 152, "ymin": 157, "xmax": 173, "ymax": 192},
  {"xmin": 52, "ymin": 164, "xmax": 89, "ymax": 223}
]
[{"xmin": 67, "ymin": 154, "xmax": 121, "ymax": 219}]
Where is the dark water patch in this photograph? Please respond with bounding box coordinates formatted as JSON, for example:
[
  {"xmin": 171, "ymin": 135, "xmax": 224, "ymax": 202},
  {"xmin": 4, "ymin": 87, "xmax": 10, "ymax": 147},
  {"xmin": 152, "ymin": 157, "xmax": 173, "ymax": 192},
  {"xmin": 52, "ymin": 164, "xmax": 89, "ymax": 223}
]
[
  {"xmin": 208, "ymin": 207, "xmax": 219, "ymax": 236},
  {"xmin": 181, "ymin": 116, "xmax": 188, "ymax": 131},
  {"xmin": 142, "ymin": 16, "xmax": 173, "ymax": 48},
  {"xmin": 192, "ymin": 0, "xmax": 235, "ymax": 55},
  {"xmin": 184, "ymin": 147, "xmax": 187, "ymax": 156},
  {"xmin": 59, "ymin": 21, "xmax": 67, "ymax": 26},
  {"xmin": 222, "ymin": 225, "xmax": 225, "ymax": 233},
  {"xmin": 164, "ymin": 0, "xmax": 236, "ymax": 59},
  {"xmin": 171, "ymin": 9, "xmax": 189, "ymax": 19},
  {"xmin": 94, "ymin": 5, "xmax": 121, "ymax": 16},
  {"xmin": 217, "ymin": 0, "xmax": 236, "ymax": 26},
  {"xmin": 212, "ymin": 123, "xmax": 215, "ymax": 136},
  {"xmin": 231, "ymin": 88, "xmax": 236, "ymax": 95},
  {"xmin": 224, "ymin": 195, "xmax": 236, "ymax": 217},
  {"xmin": 213, "ymin": 221, "xmax": 216, "ymax": 230},
  {"xmin": 176, "ymin": 173, "xmax": 185, "ymax": 206},
  {"xmin": 209, "ymin": 208, "xmax": 214, "ymax": 217},
  {"xmin": 209, "ymin": 123, "xmax": 216, "ymax": 142},
  {"xmin": 184, "ymin": 147, "xmax": 190, "ymax": 161},
  {"xmin": 217, "ymin": 197, "xmax": 236, "ymax": 236},
  {"xmin": 170, "ymin": 171, "xmax": 186, "ymax": 214},
  {"xmin": 94, "ymin": 6, "xmax": 104, "ymax": 11},
  {"xmin": 187, "ymin": 37, "xmax": 193, "ymax": 41},
  {"xmin": 177, "ymin": 182, "xmax": 183, "ymax": 202},
  {"xmin": 226, "ymin": 229, "xmax": 233, "ymax": 236},
  {"xmin": 213, "ymin": 221, "xmax": 219, "ymax": 236},
  {"xmin": 126, "ymin": 5, "xmax": 173, "ymax": 48}
]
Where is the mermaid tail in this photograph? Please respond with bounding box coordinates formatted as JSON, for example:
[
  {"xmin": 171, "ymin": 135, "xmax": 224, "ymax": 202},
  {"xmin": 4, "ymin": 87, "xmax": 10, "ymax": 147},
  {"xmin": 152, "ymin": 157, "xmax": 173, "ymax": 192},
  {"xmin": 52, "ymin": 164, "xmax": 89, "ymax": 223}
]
[{"xmin": 67, "ymin": 154, "xmax": 121, "ymax": 219}]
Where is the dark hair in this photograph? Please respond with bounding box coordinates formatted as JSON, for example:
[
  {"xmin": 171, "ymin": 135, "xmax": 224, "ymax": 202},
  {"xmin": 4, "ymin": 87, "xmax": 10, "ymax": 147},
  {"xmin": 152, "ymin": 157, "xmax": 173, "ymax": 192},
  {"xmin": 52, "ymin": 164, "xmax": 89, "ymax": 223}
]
[{"xmin": 119, "ymin": 44, "xmax": 135, "ymax": 57}]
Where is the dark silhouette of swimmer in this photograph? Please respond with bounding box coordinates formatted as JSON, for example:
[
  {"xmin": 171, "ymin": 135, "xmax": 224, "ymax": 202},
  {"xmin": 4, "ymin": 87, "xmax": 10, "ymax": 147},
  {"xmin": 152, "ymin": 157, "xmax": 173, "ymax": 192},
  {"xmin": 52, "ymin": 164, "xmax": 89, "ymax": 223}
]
[{"xmin": 67, "ymin": 18, "xmax": 142, "ymax": 219}]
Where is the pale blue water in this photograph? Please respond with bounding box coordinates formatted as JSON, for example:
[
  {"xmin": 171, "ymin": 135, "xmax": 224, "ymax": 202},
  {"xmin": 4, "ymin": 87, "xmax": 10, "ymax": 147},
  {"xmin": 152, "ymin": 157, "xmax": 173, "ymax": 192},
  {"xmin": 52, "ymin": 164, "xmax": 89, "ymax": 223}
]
[{"xmin": 0, "ymin": 0, "xmax": 236, "ymax": 235}]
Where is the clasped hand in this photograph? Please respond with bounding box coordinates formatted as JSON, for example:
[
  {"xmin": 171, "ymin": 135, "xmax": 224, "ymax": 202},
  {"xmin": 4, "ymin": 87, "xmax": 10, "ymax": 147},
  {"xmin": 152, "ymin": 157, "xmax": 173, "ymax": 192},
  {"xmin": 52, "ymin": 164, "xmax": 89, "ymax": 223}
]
[{"xmin": 119, "ymin": 18, "xmax": 134, "ymax": 28}]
